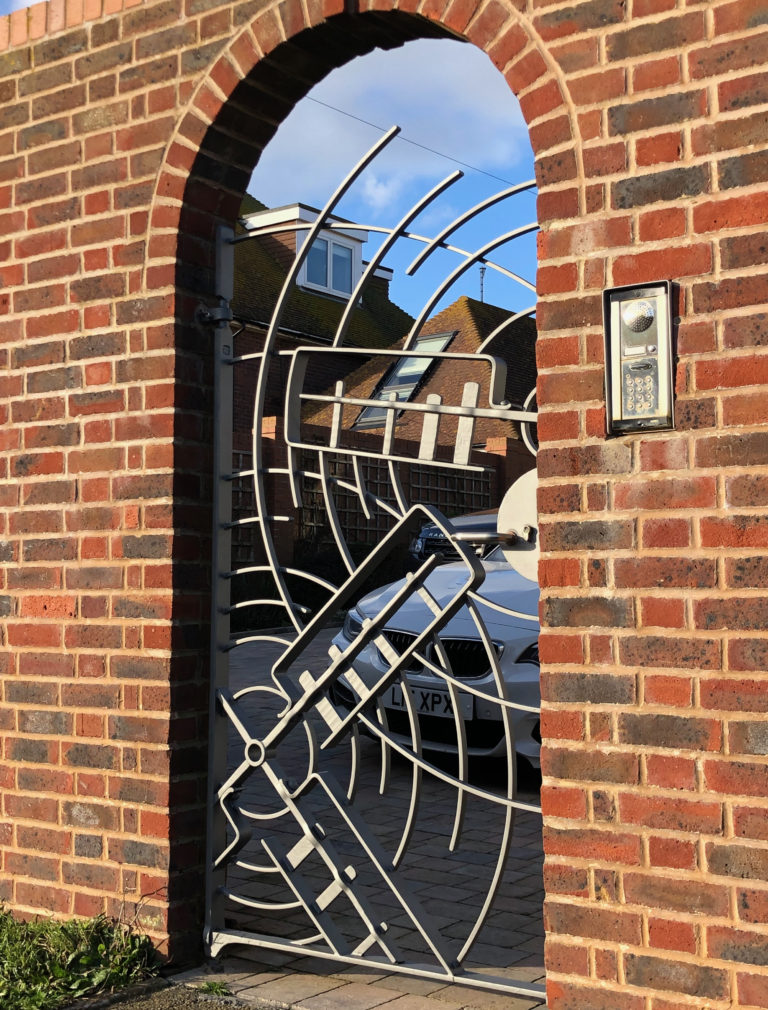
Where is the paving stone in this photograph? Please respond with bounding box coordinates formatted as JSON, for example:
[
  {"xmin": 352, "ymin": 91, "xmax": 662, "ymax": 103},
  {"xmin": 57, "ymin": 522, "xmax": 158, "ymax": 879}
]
[
  {"xmin": 430, "ymin": 983, "xmax": 544, "ymax": 1009},
  {"xmin": 373, "ymin": 974, "xmax": 447, "ymax": 996},
  {"xmin": 282, "ymin": 958, "xmax": 373, "ymax": 979},
  {"xmin": 171, "ymin": 969, "xmax": 221, "ymax": 987},
  {"xmin": 373, "ymin": 993, "xmax": 467, "ymax": 1010},
  {"xmin": 464, "ymin": 997, "xmax": 544, "ymax": 1010},
  {"xmin": 240, "ymin": 972, "xmax": 345, "ymax": 1005},
  {"xmin": 298, "ymin": 981, "xmax": 406, "ymax": 1009},
  {"xmin": 228, "ymin": 970, "xmax": 289, "ymax": 994}
]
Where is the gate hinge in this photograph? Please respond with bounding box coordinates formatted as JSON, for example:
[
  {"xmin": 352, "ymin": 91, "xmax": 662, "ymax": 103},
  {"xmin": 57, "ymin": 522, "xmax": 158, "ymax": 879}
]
[{"xmin": 198, "ymin": 299, "xmax": 234, "ymax": 326}]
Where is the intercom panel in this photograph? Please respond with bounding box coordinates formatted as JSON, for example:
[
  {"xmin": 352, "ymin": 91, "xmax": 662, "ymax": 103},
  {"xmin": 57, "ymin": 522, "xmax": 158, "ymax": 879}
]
[{"xmin": 603, "ymin": 281, "xmax": 674, "ymax": 435}]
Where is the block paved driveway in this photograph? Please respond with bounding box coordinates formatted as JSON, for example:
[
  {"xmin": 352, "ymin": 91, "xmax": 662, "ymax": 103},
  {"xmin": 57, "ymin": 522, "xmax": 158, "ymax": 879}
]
[{"xmin": 187, "ymin": 628, "xmax": 546, "ymax": 1010}]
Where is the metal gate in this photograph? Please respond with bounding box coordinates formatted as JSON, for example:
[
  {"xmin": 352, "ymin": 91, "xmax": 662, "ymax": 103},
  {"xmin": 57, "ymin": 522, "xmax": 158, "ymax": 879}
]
[{"xmin": 203, "ymin": 129, "xmax": 543, "ymax": 1001}]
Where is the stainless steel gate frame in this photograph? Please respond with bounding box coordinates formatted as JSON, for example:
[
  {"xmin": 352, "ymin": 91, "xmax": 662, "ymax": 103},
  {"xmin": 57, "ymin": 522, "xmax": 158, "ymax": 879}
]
[{"xmin": 203, "ymin": 127, "xmax": 543, "ymax": 1000}]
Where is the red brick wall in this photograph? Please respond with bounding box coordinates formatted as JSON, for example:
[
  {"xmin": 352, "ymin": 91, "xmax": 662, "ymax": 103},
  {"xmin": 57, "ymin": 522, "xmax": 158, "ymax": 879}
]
[{"xmin": 1, "ymin": 0, "xmax": 768, "ymax": 1002}]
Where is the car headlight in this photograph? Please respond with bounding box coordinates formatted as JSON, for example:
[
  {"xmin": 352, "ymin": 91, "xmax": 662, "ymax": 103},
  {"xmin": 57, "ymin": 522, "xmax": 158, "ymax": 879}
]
[{"xmin": 342, "ymin": 609, "xmax": 364, "ymax": 642}]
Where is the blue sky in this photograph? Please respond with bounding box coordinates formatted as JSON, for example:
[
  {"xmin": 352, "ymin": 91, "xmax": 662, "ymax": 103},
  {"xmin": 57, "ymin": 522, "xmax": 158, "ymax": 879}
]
[
  {"xmin": 0, "ymin": 0, "xmax": 27, "ymax": 14},
  {"xmin": 248, "ymin": 39, "xmax": 537, "ymax": 318}
]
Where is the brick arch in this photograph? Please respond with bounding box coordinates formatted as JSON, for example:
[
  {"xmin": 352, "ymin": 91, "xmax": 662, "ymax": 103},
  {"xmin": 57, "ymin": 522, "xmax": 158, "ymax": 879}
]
[
  {"xmin": 156, "ymin": 0, "xmax": 577, "ymax": 967},
  {"xmin": 148, "ymin": 3, "xmax": 580, "ymax": 309}
]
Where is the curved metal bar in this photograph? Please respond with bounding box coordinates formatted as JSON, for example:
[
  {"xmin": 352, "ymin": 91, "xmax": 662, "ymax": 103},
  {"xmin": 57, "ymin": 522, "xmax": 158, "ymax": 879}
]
[
  {"xmin": 221, "ymin": 890, "xmax": 302, "ymax": 911},
  {"xmin": 520, "ymin": 386, "xmax": 539, "ymax": 457},
  {"xmin": 333, "ymin": 169, "xmax": 463, "ymax": 349},
  {"xmin": 412, "ymin": 650, "xmax": 541, "ymax": 714},
  {"xmin": 456, "ymin": 595, "xmax": 531, "ymax": 965},
  {"xmin": 236, "ymin": 215, "xmax": 537, "ymax": 293},
  {"xmin": 346, "ymin": 723, "xmax": 361, "ymax": 804},
  {"xmin": 231, "ymin": 219, "xmax": 369, "ymax": 243},
  {"xmin": 351, "ymin": 453, "xmax": 372, "ymax": 520},
  {"xmin": 229, "ymin": 634, "xmax": 293, "ymax": 651},
  {"xmin": 468, "ymin": 589, "xmax": 538, "ymax": 623},
  {"xmin": 292, "ymin": 934, "xmax": 328, "ymax": 948},
  {"xmin": 356, "ymin": 711, "xmax": 541, "ymax": 814},
  {"xmin": 265, "ymin": 217, "xmax": 540, "ymax": 292},
  {"xmin": 376, "ymin": 699, "xmax": 392, "ymax": 796},
  {"xmin": 407, "ymin": 180, "xmax": 537, "ymax": 276},
  {"xmin": 302, "ymin": 469, "xmax": 404, "ymax": 524},
  {"xmin": 476, "ymin": 304, "xmax": 537, "ymax": 356},
  {"xmin": 431, "ymin": 637, "xmax": 468, "ymax": 853},
  {"xmin": 226, "ymin": 566, "xmax": 338, "ymax": 596},
  {"xmin": 225, "ymin": 633, "xmax": 292, "ymax": 651},
  {"xmin": 403, "ymin": 223, "xmax": 539, "ymax": 352},
  {"xmin": 390, "ymin": 672, "xmax": 423, "ymax": 869},
  {"xmin": 238, "ymin": 806, "xmax": 292, "ymax": 823},
  {"xmin": 319, "ymin": 451, "xmax": 356, "ymax": 576},
  {"xmin": 458, "ymin": 800, "xmax": 516, "ymax": 965},
  {"xmin": 251, "ymin": 126, "xmax": 402, "ymax": 634},
  {"xmin": 387, "ymin": 458, "xmax": 409, "ymax": 518},
  {"xmin": 225, "ymin": 599, "xmax": 309, "ymax": 615},
  {"xmin": 466, "ymin": 596, "xmax": 520, "ymax": 806},
  {"xmin": 333, "ymin": 476, "xmax": 403, "ymax": 522}
]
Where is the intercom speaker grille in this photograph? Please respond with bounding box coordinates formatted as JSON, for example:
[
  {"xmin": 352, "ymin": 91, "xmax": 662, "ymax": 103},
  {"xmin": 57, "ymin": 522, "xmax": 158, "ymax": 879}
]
[{"xmin": 621, "ymin": 299, "xmax": 655, "ymax": 332}]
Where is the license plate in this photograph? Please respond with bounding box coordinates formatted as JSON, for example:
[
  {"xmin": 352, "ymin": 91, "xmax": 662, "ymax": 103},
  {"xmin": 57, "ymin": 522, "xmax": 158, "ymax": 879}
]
[{"xmin": 385, "ymin": 683, "xmax": 473, "ymax": 720}]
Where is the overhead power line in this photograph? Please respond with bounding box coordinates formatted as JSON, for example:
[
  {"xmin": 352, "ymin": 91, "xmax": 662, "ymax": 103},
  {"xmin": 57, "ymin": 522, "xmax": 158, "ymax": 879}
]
[{"xmin": 306, "ymin": 95, "xmax": 524, "ymax": 187}]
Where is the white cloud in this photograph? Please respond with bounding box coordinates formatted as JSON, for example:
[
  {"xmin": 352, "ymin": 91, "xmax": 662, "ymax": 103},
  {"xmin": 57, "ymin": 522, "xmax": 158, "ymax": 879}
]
[
  {"xmin": 250, "ymin": 39, "xmax": 532, "ymax": 219},
  {"xmin": 360, "ymin": 173, "xmax": 406, "ymax": 215}
]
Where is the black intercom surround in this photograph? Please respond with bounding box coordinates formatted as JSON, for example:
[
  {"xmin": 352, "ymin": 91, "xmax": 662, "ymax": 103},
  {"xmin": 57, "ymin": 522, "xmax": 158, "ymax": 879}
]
[{"xmin": 603, "ymin": 280, "xmax": 675, "ymax": 436}]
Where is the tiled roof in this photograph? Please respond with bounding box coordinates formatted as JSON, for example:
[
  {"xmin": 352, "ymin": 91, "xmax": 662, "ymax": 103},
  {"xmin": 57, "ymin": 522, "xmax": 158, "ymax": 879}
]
[
  {"xmin": 302, "ymin": 293, "xmax": 537, "ymax": 446},
  {"xmin": 418, "ymin": 295, "xmax": 537, "ymax": 409}
]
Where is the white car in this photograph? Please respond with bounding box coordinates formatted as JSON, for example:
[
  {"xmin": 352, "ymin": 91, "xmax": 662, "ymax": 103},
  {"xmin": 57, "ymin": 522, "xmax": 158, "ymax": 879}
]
[{"xmin": 329, "ymin": 546, "xmax": 541, "ymax": 767}]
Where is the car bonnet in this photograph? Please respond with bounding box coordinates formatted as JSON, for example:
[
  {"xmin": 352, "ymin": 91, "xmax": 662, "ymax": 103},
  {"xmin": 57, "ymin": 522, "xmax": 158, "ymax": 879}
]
[{"xmin": 355, "ymin": 559, "xmax": 539, "ymax": 635}]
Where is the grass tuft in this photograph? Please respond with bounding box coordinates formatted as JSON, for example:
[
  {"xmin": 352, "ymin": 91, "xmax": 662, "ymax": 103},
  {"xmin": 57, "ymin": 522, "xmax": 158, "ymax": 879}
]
[
  {"xmin": 0, "ymin": 905, "xmax": 159, "ymax": 1010},
  {"xmin": 198, "ymin": 980, "xmax": 231, "ymax": 995}
]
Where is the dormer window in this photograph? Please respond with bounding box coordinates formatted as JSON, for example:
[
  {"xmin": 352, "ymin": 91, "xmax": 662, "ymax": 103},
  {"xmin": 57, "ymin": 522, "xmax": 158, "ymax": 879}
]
[
  {"xmin": 302, "ymin": 234, "xmax": 358, "ymax": 297},
  {"xmin": 240, "ymin": 203, "xmax": 369, "ymax": 300}
]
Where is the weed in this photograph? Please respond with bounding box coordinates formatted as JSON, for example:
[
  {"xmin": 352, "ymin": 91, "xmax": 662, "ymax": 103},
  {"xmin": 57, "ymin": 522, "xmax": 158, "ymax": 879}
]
[
  {"xmin": 0, "ymin": 906, "xmax": 159, "ymax": 1010},
  {"xmin": 198, "ymin": 980, "xmax": 231, "ymax": 995}
]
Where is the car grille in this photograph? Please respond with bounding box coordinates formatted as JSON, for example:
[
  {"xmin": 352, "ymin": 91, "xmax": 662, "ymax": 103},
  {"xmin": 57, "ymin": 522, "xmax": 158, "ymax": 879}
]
[
  {"xmin": 420, "ymin": 535, "xmax": 461, "ymax": 561},
  {"xmin": 380, "ymin": 631, "xmax": 500, "ymax": 680},
  {"xmin": 385, "ymin": 710, "xmax": 505, "ymax": 752}
]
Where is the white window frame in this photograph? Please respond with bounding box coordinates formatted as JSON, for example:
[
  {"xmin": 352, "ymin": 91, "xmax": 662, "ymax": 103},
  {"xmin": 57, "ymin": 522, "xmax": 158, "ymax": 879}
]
[{"xmin": 298, "ymin": 231, "xmax": 361, "ymax": 299}]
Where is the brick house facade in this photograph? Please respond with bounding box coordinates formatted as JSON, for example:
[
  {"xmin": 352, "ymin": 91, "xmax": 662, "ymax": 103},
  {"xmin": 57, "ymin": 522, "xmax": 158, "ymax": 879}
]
[{"xmin": 1, "ymin": 1, "xmax": 768, "ymax": 1007}]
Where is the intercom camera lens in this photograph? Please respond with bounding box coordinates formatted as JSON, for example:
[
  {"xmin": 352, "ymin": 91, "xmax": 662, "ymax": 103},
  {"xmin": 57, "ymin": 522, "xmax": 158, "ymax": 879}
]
[{"xmin": 622, "ymin": 299, "xmax": 655, "ymax": 332}]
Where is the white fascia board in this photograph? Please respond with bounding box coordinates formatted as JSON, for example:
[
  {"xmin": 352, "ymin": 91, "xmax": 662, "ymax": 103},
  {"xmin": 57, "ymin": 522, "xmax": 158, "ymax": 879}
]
[
  {"xmin": 242, "ymin": 203, "xmax": 367, "ymax": 244},
  {"xmin": 365, "ymin": 260, "xmax": 393, "ymax": 281}
]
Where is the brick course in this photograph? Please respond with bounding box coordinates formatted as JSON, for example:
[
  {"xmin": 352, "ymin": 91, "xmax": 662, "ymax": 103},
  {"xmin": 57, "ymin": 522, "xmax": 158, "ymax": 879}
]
[{"xmin": 1, "ymin": 0, "xmax": 768, "ymax": 1002}]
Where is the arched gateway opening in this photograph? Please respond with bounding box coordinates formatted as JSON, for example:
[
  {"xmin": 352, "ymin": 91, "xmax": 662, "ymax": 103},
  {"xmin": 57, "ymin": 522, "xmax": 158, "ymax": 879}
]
[{"xmin": 168, "ymin": 9, "xmax": 575, "ymax": 1004}]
